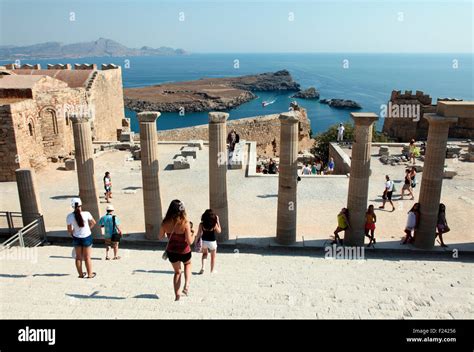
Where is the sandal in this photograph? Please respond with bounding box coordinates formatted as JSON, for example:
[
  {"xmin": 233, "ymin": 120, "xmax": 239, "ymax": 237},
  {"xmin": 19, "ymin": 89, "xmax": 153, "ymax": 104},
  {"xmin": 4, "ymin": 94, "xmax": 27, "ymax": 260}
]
[
  {"xmin": 86, "ymin": 272, "xmax": 96, "ymax": 279},
  {"xmin": 113, "ymin": 256, "xmax": 121, "ymax": 260},
  {"xmin": 182, "ymin": 287, "xmax": 189, "ymax": 296},
  {"xmin": 198, "ymin": 269, "xmax": 204, "ymax": 275},
  {"xmin": 105, "ymin": 257, "xmax": 110, "ymax": 260},
  {"xmin": 78, "ymin": 272, "xmax": 86, "ymax": 278}
]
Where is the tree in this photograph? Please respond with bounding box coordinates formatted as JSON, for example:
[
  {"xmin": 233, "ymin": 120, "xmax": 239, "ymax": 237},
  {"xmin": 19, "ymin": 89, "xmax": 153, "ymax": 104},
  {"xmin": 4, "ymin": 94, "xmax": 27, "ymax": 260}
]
[{"xmin": 311, "ymin": 123, "xmax": 389, "ymax": 163}]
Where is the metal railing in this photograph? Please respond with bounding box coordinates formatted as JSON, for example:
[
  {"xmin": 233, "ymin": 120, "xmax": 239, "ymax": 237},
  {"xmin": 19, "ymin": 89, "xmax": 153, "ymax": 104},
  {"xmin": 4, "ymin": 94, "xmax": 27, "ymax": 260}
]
[
  {"xmin": 0, "ymin": 211, "xmax": 24, "ymax": 234},
  {"xmin": 0, "ymin": 213, "xmax": 47, "ymax": 250}
]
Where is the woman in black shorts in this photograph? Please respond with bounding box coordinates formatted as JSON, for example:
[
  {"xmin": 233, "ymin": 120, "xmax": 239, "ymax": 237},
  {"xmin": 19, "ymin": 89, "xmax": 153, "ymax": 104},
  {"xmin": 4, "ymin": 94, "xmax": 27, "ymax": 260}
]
[{"xmin": 159, "ymin": 199, "xmax": 195, "ymax": 301}]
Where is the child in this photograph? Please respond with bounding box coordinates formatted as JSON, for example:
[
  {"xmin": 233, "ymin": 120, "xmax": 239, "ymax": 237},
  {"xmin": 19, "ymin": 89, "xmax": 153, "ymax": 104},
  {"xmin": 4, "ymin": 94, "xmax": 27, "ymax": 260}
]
[
  {"xmin": 365, "ymin": 205, "xmax": 377, "ymax": 247},
  {"xmin": 103, "ymin": 172, "xmax": 112, "ymax": 203},
  {"xmin": 99, "ymin": 204, "xmax": 122, "ymax": 260},
  {"xmin": 197, "ymin": 209, "xmax": 221, "ymax": 274},
  {"xmin": 333, "ymin": 208, "xmax": 349, "ymax": 245},
  {"xmin": 402, "ymin": 203, "xmax": 420, "ymax": 244},
  {"xmin": 436, "ymin": 203, "xmax": 450, "ymax": 247}
]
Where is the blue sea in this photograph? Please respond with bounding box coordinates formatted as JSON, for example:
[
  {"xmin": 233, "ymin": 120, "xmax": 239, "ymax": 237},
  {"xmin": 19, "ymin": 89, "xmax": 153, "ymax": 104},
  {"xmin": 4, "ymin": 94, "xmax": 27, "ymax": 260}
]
[{"xmin": 3, "ymin": 53, "xmax": 473, "ymax": 134}]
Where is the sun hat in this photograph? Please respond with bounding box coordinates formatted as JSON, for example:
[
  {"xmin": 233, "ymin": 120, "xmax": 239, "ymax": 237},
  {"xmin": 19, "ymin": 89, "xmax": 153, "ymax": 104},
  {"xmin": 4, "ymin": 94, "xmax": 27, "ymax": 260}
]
[
  {"xmin": 71, "ymin": 197, "xmax": 82, "ymax": 208},
  {"xmin": 106, "ymin": 204, "xmax": 115, "ymax": 212}
]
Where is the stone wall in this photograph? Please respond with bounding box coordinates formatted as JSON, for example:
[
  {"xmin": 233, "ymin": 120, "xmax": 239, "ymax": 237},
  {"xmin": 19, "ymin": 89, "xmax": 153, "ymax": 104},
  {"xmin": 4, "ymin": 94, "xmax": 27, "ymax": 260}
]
[
  {"xmin": 33, "ymin": 86, "xmax": 86, "ymax": 158},
  {"xmin": 0, "ymin": 99, "xmax": 47, "ymax": 181},
  {"xmin": 328, "ymin": 142, "xmax": 351, "ymax": 175},
  {"xmin": 90, "ymin": 67, "xmax": 125, "ymax": 141},
  {"xmin": 156, "ymin": 108, "xmax": 311, "ymax": 156},
  {"xmin": 382, "ymin": 90, "xmax": 473, "ymax": 141}
]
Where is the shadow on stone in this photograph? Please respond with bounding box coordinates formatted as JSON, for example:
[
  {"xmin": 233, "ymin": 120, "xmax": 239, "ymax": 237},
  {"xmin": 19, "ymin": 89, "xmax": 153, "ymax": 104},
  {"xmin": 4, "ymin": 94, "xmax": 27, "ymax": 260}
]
[
  {"xmin": 133, "ymin": 269, "xmax": 174, "ymax": 275},
  {"xmin": 32, "ymin": 273, "xmax": 70, "ymax": 277},
  {"xmin": 50, "ymin": 195, "xmax": 78, "ymax": 200},
  {"xmin": 257, "ymin": 194, "xmax": 278, "ymax": 199},
  {"xmin": 133, "ymin": 293, "xmax": 159, "ymax": 299},
  {"xmin": 0, "ymin": 273, "xmax": 28, "ymax": 278},
  {"xmin": 66, "ymin": 291, "xmax": 126, "ymax": 300}
]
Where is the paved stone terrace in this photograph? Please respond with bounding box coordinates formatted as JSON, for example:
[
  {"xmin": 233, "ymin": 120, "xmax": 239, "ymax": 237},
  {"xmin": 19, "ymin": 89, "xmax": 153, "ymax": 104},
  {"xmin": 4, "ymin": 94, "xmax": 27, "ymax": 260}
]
[
  {"xmin": 0, "ymin": 144, "xmax": 472, "ymax": 250},
  {"xmin": 0, "ymin": 245, "xmax": 472, "ymax": 319}
]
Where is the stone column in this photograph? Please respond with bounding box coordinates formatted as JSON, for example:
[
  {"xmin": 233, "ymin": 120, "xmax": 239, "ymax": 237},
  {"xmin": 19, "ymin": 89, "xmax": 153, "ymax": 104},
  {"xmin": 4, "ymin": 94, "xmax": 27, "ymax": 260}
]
[
  {"xmin": 276, "ymin": 111, "xmax": 300, "ymax": 245},
  {"xmin": 138, "ymin": 111, "xmax": 163, "ymax": 240},
  {"xmin": 15, "ymin": 168, "xmax": 42, "ymax": 226},
  {"xmin": 71, "ymin": 116, "xmax": 101, "ymax": 236},
  {"xmin": 345, "ymin": 112, "xmax": 378, "ymax": 246},
  {"xmin": 415, "ymin": 114, "xmax": 457, "ymax": 249},
  {"xmin": 208, "ymin": 112, "xmax": 229, "ymax": 242}
]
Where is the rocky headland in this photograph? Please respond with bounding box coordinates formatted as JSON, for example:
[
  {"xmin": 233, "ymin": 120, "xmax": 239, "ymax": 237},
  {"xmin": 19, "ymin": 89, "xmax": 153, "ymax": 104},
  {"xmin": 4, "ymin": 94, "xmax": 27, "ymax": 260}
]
[
  {"xmin": 320, "ymin": 98, "xmax": 361, "ymax": 109},
  {"xmin": 291, "ymin": 87, "xmax": 320, "ymax": 100},
  {"xmin": 124, "ymin": 70, "xmax": 300, "ymax": 113}
]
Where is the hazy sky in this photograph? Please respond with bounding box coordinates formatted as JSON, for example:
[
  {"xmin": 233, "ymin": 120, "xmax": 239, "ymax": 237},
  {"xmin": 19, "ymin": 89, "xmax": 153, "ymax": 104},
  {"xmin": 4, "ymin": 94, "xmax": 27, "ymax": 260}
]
[{"xmin": 0, "ymin": 0, "xmax": 472, "ymax": 53}]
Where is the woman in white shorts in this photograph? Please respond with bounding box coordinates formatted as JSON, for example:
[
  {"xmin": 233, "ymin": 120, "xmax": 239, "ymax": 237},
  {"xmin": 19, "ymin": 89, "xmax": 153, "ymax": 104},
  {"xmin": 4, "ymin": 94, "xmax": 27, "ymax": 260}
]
[{"xmin": 197, "ymin": 209, "xmax": 221, "ymax": 274}]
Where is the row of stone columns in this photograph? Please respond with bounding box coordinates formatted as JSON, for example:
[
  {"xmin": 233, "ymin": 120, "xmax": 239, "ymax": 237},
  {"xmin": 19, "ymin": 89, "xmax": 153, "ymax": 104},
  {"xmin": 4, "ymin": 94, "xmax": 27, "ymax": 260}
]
[{"xmin": 14, "ymin": 102, "xmax": 467, "ymax": 249}]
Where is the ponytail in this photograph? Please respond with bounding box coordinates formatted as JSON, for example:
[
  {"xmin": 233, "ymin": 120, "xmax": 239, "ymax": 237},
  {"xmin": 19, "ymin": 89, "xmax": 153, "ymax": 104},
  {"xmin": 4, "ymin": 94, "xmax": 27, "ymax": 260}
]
[{"xmin": 73, "ymin": 204, "xmax": 84, "ymax": 228}]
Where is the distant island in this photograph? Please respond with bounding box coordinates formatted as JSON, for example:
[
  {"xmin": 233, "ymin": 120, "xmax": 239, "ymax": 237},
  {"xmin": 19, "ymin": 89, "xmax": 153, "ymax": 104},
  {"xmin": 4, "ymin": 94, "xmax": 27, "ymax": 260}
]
[
  {"xmin": 124, "ymin": 70, "xmax": 301, "ymax": 113},
  {"xmin": 0, "ymin": 38, "xmax": 187, "ymax": 60}
]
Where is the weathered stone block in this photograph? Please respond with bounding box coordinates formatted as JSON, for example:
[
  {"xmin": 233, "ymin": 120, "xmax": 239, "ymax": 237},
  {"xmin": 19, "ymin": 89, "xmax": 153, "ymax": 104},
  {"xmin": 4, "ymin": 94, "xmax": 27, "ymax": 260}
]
[
  {"xmin": 443, "ymin": 168, "xmax": 457, "ymax": 179},
  {"xmin": 173, "ymin": 155, "xmax": 191, "ymax": 169},
  {"xmin": 188, "ymin": 140, "xmax": 203, "ymax": 150},
  {"xmin": 181, "ymin": 146, "xmax": 198, "ymax": 159},
  {"xmin": 64, "ymin": 159, "xmax": 75, "ymax": 170},
  {"xmin": 379, "ymin": 145, "xmax": 390, "ymax": 156},
  {"xmin": 120, "ymin": 131, "xmax": 135, "ymax": 143}
]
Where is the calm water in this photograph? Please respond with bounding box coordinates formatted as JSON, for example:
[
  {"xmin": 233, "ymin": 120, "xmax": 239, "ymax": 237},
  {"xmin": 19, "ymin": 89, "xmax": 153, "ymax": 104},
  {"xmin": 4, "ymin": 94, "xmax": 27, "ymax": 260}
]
[{"xmin": 4, "ymin": 53, "xmax": 473, "ymax": 133}]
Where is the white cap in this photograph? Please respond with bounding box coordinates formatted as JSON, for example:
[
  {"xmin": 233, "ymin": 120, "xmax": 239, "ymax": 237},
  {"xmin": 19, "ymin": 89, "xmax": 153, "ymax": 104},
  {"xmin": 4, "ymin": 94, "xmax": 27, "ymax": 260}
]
[
  {"xmin": 71, "ymin": 197, "xmax": 82, "ymax": 208},
  {"xmin": 106, "ymin": 204, "xmax": 115, "ymax": 211}
]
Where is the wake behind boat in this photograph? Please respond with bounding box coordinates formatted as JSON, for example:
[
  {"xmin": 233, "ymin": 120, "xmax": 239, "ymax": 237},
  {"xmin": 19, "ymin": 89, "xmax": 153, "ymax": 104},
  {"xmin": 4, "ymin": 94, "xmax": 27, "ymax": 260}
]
[{"xmin": 262, "ymin": 99, "xmax": 276, "ymax": 107}]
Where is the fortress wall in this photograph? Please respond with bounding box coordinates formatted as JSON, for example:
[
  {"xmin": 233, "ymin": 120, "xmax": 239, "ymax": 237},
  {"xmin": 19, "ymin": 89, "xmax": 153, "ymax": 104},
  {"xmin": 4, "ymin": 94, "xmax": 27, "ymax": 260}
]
[
  {"xmin": 90, "ymin": 67, "xmax": 125, "ymax": 141},
  {"xmin": 156, "ymin": 108, "xmax": 311, "ymax": 156}
]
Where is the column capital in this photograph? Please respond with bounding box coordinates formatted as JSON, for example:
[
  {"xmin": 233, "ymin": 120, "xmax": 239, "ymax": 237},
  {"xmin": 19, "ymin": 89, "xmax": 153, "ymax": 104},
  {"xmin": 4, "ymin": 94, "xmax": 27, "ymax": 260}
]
[
  {"xmin": 279, "ymin": 111, "xmax": 299, "ymax": 124},
  {"xmin": 70, "ymin": 115, "xmax": 91, "ymax": 124},
  {"xmin": 350, "ymin": 112, "xmax": 378, "ymax": 125},
  {"xmin": 423, "ymin": 113, "xmax": 458, "ymax": 125},
  {"xmin": 436, "ymin": 101, "xmax": 474, "ymax": 118},
  {"xmin": 208, "ymin": 112, "xmax": 229, "ymax": 124},
  {"xmin": 138, "ymin": 111, "xmax": 161, "ymax": 123}
]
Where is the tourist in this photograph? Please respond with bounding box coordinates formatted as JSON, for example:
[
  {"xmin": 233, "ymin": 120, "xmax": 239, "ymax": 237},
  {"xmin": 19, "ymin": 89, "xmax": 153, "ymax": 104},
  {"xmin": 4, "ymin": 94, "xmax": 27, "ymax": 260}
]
[
  {"xmin": 337, "ymin": 123, "xmax": 345, "ymax": 142},
  {"xmin": 98, "ymin": 204, "xmax": 122, "ymax": 260},
  {"xmin": 409, "ymin": 167, "xmax": 417, "ymax": 189},
  {"xmin": 302, "ymin": 163, "xmax": 312, "ymax": 175},
  {"xmin": 401, "ymin": 169, "xmax": 415, "ymax": 200},
  {"xmin": 227, "ymin": 129, "xmax": 240, "ymax": 152},
  {"xmin": 268, "ymin": 158, "xmax": 277, "ymax": 174},
  {"xmin": 315, "ymin": 159, "xmax": 323, "ymax": 175},
  {"xmin": 402, "ymin": 203, "xmax": 420, "ymax": 244},
  {"xmin": 327, "ymin": 157, "xmax": 335, "ymax": 174},
  {"xmin": 197, "ymin": 209, "xmax": 221, "ymax": 274},
  {"xmin": 365, "ymin": 205, "xmax": 377, "ymax": 247},
  {"xmin": 66, "ymin": 198, "xmax": 96, "ymax": 279},
  {"xmin": 408, "ymin": 139, "xmax": 417, "ymax": 165},
  {"xmin": 436, "ymin": 203, "xmax": 450, "ymax": 247},
  {"xmin": 103, "ymin": 172, "xmax": 112, "ymax": 203},
  {"xmin": 159, "ymin": 200, "xmax": 195, "ymax": 301},
  {"xmin": 311, "ymin": 162, "xmax": 318, "ymax": 175},
  {"xmin": 379, "ymin": 175, "xmax": 395, "ymax": 211},
  {"xmin": 333, "ymin": 208, "xmax": 350, "ymax": 245}
]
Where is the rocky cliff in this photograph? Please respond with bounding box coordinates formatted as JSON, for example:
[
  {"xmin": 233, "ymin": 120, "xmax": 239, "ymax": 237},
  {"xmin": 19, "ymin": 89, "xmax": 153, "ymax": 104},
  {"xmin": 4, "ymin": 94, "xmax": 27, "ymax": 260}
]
[{"xmin": 124, "ymin": 70, "xmax": 300, "ymax": 113}]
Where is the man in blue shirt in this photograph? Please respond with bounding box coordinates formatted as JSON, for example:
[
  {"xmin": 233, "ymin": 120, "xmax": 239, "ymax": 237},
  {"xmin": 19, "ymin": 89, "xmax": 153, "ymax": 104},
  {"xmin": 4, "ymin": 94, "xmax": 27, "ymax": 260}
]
[{"xmin": 99, "ymin": 204, "xmax": 122, "ymax": 260}]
